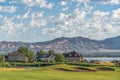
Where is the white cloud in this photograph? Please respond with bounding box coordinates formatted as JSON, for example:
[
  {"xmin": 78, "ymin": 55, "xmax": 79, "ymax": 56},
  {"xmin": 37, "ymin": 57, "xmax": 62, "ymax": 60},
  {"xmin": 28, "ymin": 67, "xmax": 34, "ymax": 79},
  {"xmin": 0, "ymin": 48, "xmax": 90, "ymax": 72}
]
[
  {"xmin": 71, "ymin": 0, "xmax": 120, "ymax": 4},
  {"xmin": 30, "ymin": 19, "xmax": 47, "ymax": 27},
  {"xmin": 84, "ymin": 3, "xmax": 93, "ymax": 11},
  {"xmin": 23, "ymin": 10, "xmax": 30, "ymax": 19},
  {"xmin": 74, "ymin": 8, "xmax": 87, "ymax": 19},
  {"xmin": 94, "ymin": 10, "xmax": 109, "ymax": 17},
  {"xmin": 41, "ymin": 6, "xmax": 120, "ymax": 40},
  {"xmin": 61, "ymin": 1, "xmax": 67, "ymax": 6},
  {"xmin": 31, "ymin": 11, "xmax": 44, "ymax": 18},
  {"xmin": 21, "ymin": 0, "xmax": 54, "ymax": 9},
  {"xmin": 16, "ymin": 9, "xmax": 31, "ymax": 19},
  {"xmin": 0, "ymin": 17, "xmax": 23, "ymax": 37},
  {"xmin": 30, "ymin": 11, "xmax": 47, "ymax": 27},
  {"xmin": 42, "ymin": 28, "xmax": 56, "ymax": 35},
  {"xmin": 0, "ymin": 0, "xmax": 120, "ymax": 42},
  {"xmin": 71, "ymin": 0, "xmax": 89, "ymax": 2},
  {"xmin": 0, "ymin": 6, "xmax": 17, "ymax": 13},
  {"xmin": 112, "ymin": 8, "xmax": 120, "ymax": 22},
  {"xmin": 0, "ymin": 0, "xmax": 5, "ymax": 2},
  {"xmin": 110, "ymin": 0, "xmax": 120, "ymax": 4},
  {"xmin": 43, "ymin": 8, "xmax": 88, "ymax": 37},
  {"xmin": 104, "ymin": 24, "xmax": 116, "ymax": 32},
  {"xmin": 59, "ymin": 13, "xmax": 66, "ymax": 20},
  {"xmin": 14, "ymin": 10, "xmax": 47, "ymax": 29},
  {"xmin": 62, "ymin": 7, "xmax": 68, "ymax": 11}
]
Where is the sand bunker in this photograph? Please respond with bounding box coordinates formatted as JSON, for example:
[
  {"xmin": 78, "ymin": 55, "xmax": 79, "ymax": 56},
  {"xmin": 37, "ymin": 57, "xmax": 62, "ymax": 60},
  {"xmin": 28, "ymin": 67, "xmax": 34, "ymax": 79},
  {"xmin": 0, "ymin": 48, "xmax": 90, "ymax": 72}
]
[
  {"xmin": 96, "ymin": 67, "xmax": 115, "ymax": 71},
  {"xmin": 0, "ymin": 68, "xmax": 26, "ymax": 71},
  {"xmin": 54, "ymin": 68, "xmax": 77, "ymax": 72},
  {"xmin": 54, "ymin": 67, "xmax": 96, "ymax": 72},
  {"xmin": 74, "ymin": 67, "xmax": 96, "ymax": 72},
  {"xmin": 54, "ymin": 67, "xmax": 115, "ymax": 72},
  {"xmin": 98, "ymin": 62, "xmax": 114, "ymax": 66}
]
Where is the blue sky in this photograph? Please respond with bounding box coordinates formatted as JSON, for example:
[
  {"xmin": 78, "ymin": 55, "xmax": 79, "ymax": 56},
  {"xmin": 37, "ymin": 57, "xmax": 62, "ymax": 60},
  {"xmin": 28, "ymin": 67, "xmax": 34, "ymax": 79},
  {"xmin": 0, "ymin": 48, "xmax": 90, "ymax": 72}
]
[{"xmin": 0, "ymin": 0, "xmax": 120, "ymax": 42}]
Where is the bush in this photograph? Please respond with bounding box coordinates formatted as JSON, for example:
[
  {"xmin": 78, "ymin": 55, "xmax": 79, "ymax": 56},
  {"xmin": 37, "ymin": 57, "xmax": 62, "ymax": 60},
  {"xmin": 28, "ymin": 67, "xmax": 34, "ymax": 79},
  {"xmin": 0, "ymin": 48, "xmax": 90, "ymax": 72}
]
[
  {"xmin": 0, "ymin": 55, "xmax": 5, "ymax": 62},
  {"xmin": 10, "ymin": 62, "xmax": 40, "ymax": 67},
  {"xmin": 49, "ymin": 60, "xmax": 56, "ymax": 64},
  {"xmin": 0, "ymin": 62, "xmax": 12, "ymax": 67}
]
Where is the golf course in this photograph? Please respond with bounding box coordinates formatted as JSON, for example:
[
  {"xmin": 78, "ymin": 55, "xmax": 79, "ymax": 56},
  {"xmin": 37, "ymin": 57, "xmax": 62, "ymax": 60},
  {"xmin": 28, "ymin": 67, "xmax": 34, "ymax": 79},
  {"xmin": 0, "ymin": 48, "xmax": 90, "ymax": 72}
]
[{"xmin": 0, "ymin": 64, "xmax": 119, "ymax": 80}]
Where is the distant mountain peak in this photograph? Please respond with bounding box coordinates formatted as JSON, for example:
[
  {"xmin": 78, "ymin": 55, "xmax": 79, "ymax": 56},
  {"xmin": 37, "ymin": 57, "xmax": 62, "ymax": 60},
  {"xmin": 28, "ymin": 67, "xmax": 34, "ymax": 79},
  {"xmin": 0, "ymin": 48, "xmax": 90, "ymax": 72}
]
[{"xmin": 1, "ymin": 36, "xmax": 120, "ymax": 53}]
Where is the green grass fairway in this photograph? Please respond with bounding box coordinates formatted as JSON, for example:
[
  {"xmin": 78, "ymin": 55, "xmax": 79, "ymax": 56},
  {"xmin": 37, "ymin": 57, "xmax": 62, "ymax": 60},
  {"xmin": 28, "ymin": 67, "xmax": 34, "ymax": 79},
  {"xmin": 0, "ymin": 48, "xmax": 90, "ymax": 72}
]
[{"xmin": 0, "ymin": 64, "xmax": 120, "ymax": 80}]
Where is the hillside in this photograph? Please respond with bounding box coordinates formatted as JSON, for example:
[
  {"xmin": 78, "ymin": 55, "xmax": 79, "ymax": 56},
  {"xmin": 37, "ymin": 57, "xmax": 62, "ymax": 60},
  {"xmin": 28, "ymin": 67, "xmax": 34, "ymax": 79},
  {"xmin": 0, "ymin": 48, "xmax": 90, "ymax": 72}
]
[{"xmin": 0, "ymin": 36, "xmax": 120, "ymax": 53}]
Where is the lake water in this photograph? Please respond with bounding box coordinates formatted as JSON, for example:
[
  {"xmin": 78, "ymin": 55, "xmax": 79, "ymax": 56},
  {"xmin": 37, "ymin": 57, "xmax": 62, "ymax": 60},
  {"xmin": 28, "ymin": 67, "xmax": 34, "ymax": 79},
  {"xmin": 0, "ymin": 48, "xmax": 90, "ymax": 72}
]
[{"xmin": 84, "ymin": 57, "xmax": 120, "ymax": 62}]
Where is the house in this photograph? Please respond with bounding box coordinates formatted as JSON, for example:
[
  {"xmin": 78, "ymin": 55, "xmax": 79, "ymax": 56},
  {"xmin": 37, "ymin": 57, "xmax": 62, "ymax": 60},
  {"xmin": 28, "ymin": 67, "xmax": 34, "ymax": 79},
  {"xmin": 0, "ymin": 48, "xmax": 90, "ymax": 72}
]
[
  {"xmin": 8, "ymin": 51, "xmax": 28, "ymax": 62},
  {"xmin": 63, "ymin": 51, "xmax": 84, "ymax": 62},
  {"xmin": 36, "ymin": 54, "xmax": 55, "ymax": 62}
]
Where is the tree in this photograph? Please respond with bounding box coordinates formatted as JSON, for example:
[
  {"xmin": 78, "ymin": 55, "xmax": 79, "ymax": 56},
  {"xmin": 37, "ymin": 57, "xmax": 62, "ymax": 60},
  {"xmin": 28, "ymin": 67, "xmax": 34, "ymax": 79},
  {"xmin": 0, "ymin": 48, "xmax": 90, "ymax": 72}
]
[
  {"xmin": 0, "ymin": 55, "xmax": 5, "ymax": 62},
  {"xmin": 48, "ymin": 50, "xmax": 54, "ymax": 55},
  {"xmin": 18, "ymin": 46, "xmax": 34, "ymax": 62},
  {"xmin": 36, "ymin": 50, "xmax": 46, "ymax": 56},
  {"xmin": 55, "ymin": 54, "xmax": 65, "ymax": 63},
  {"xmin": 27, "ymin": 50, "xmax": 35, "ymax": 62},
  {"xmin": 18, "ymin": 46, "xmax": 28, "ymax": 54}
]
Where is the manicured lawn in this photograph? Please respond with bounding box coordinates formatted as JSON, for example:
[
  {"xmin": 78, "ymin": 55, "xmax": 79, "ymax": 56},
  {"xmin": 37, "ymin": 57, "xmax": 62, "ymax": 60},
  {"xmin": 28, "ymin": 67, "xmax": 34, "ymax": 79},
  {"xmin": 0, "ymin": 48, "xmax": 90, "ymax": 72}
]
[{"xmin": 0, "ymin": 64, "xmax": 119, "ymax": 80}]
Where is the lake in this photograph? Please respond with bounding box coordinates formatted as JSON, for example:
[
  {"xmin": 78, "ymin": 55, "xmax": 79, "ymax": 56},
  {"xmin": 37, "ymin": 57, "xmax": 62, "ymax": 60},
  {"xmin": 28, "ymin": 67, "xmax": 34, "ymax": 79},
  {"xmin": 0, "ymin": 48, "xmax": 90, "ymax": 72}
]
[{"xmin": 84, "ymin": 57, "xmax": 120, "ymax": 62}]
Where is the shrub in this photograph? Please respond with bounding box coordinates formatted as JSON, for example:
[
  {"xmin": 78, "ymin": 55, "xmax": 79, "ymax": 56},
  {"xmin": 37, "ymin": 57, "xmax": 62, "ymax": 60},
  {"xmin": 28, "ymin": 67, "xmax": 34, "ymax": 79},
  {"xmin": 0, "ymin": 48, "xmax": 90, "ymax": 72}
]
[
  {"xmin": 49, "ymin": 60, "xmax": 56, "ymax": 64},
  {"xmin": 0, "ymin": 62, "xmax": 12, "ymax": 67}
]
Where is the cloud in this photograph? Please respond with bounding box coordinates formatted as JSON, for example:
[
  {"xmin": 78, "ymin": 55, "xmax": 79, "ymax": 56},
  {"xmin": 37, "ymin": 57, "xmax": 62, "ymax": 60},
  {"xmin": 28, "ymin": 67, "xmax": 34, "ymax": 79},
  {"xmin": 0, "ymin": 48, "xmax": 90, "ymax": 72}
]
[
  {"xmin": 42, "ymin": 28, "xmax": 56, "ymax": 35},
  {"xmin": 109, "ymin": 0, "xmax": 120, "ymax": 4},
  {"xmin": 0, "ymin": 0, "xmax": 5, "ymax": 2},
  {"xmin": 74, "ymin": 8, "xmax": 87, "ymax": 19},
  {"xmin": 14, "ymin": 10, "xmax": 47, "ymax": 28},
  {"xmin": 93, "ymin": 10, "xmax": 109, "ymax": 17},
  {"xmin": 0, "ymin": 17, "xmax": 23, "ymax": 37},
  {"xmin": 0, "ymin": 0, "xmax": 120, "ymax": 42},
  {"xmin": 112, "ymin": 8, "xmax": 120, "ymax": 22},
  {"xmin": 23, "ymin": 9, "xmax": 30, "ymax": 19},
  {"xmin": 42, "ymin": 7, "xmax": 88, "ymax": 37},
  {"xmin": 71, "ymin": 0, "xmax": 120, "ymax": 4},
  {"xmin": 15, "ymin": 9, "xmax": 31, "ymax": 20},
  {"xmin": 0, "ymin": 6, "xmax": 17, "ymax": 13},
  {"xmin": 61, "ymin": 1, "xmax": 67, "ymax": 6},
  {"xmin": 21, "ymin": 0, "xmax": 54, "ymax": 9},
  {"xmin": 30, "ymin": 11, "xmax": 47, "ymax": 27},
  {"xmin": 71, "ymin": 0, "xmax": 89, "ymax": 2},
  {"xmin": 62, "ymin": 7, "xmax": 68, "ymax": 11},
  {"xmin": 41, "ymin": 4, "xmax": 120, "ymax": 40},
  {"xmin": 30, "ymin": 18, "xmax": 47, "ymax": 27}
]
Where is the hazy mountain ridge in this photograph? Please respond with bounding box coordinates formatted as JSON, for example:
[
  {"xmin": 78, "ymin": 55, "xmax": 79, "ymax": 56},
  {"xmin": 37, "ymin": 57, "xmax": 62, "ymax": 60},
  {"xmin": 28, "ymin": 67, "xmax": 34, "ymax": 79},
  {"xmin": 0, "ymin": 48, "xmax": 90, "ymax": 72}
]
[{"xmin": 0, "ymin": 36, "xmax": 120, "ymax": 53}]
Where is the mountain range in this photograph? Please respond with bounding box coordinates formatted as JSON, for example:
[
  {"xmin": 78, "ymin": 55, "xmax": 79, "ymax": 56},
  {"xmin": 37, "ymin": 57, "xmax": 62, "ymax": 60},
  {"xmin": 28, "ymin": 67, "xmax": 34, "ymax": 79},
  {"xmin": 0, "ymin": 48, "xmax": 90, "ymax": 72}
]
[{"xmin": 0, "ymin": 36, "xmax": 120, "ymax": 54}]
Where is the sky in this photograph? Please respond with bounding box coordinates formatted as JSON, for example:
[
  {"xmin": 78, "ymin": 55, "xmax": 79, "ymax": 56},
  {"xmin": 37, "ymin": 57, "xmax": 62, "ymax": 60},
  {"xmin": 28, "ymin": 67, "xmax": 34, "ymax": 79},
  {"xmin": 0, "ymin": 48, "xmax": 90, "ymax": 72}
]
[{"xmin": 0, "ymin": 0, "xmax": 120, "ymax": 42}]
